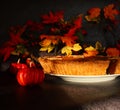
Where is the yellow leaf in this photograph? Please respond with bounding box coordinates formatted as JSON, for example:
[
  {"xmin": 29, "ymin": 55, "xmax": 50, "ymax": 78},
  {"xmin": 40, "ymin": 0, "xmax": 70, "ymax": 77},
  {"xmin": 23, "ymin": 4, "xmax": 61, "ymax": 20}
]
[
  {"xmin": 72, "ymin": 43, "xmax": 82, "ymax": 51},
  {"xmin": 61, "ymin": 46, "xmax": 72, "ymax": 55},
  {"xmin": 85, "ymin": 15, "xmax": 99, "ymax": 23},
  {"xmin": 40, "ymin": 47, "xmax": 48, "ymax": 51},
  {"xmin": 39, "ymin": 45, "xmax": 54, "ymax": 53},
  {"xmin": 85, "ymin": 46, "xmax": 96, "ymax": 51},
  {"xmin": 47, "ymin": 45, "xmax": 54, "ymax": 53},
  {"xmin": 85, "ymin": 16, "xmax": 91, "ymax": 21}
]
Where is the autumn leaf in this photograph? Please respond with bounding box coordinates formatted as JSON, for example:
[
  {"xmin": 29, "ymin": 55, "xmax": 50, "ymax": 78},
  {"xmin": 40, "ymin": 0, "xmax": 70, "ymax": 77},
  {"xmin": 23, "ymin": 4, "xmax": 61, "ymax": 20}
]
[
  {"xmin": 0, "ymin": 25, "xmax": 27, "ymax": 61},
  {"xmin": 61, "ymin": 46, "xmax": 72, "ymax": 55},
  {"xmin": 60, "ymin": 27, "xmax": 78, "ymax": 46},
  {"xmin": 40, "ymin": 45, "xmax": 55, "ymax": 53},
  {"xmin": 40, "ymin": 35, "xmax": 60, "ymax": 46},
  {"xmin": 72, "ymin": 43, "xmax": 82, "ymax": 51},
  {"xmin": 85, "ymin": 7, "xmax": 101, "ymax": 22},
  {"xmin": 40, "ymin": 39, "xmax": 52, "ymax": 47},
  {"xmin": 0, "ymin": 47, "xmax": 15, "ymax": 61},
  {"xmin": 73, "ymin": 15, "xmax": 82, "ymax": 29},
  {"xmin": 85, "ymin": 45, "xmax": 96, "ymax": 51},
  {"xmin": 26, "ymin": 20, "xmax": 44, "ymax": 31},
  {"xmin": 41, "ymin": 11, "xmax": 64, "ymax": 24},
  {"xmin": 106, "ymin": 47, "xmax": 119, "ymax": 57},
  {"xmin": 104, "ymin": 4, "xmax": 119, "ymax": 21},
  {"xmin": 85, "ymin": 16, "xmax": 100, "ymax": 23},
  {"xmin": 88, "ymin": 7, "xmax": 101, "ymax": 19},
  {"xmin": 95, "ymin": 41, "xmax": 105, "ymax": 52},
  {"xmin": 61, "ymin": 43, "xmax": 82, "ymax": 55}
]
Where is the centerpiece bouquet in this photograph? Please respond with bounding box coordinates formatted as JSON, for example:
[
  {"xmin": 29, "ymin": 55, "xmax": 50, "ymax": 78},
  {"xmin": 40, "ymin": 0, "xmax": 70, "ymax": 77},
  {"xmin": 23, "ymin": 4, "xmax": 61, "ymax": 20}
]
[
  {"xmin": 0, "ymin": 3, "xmax": 120, "ymax": 62},
  {"xmin": 0, "ymin": 3, "xmax": 120, "ymax": 81}
]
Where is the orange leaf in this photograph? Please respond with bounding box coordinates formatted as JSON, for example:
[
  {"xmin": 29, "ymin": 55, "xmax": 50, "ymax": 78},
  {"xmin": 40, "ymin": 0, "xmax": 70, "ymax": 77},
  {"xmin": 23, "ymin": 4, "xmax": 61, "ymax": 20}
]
[
  {"xmin": 104, "ymin": 4, "xmax": 119, "ymax": 21},
  {"xmin": 106, "ymin": 47, "xmax": 119, "ymax": 57},
  {"xmin": 41, "ymin": 11, "xmax": 64, "ymax": 24}
]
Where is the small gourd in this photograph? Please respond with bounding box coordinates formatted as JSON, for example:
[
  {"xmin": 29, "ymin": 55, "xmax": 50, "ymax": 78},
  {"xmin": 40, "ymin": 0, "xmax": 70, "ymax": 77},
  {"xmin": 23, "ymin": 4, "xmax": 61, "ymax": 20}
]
[
  {"xmin": 10, "ymin": 59, "xmax": 27, "ymax": 74},
  {"xmin": 16, "ymin": 61, "xmax": 44, "ymax": 86}
]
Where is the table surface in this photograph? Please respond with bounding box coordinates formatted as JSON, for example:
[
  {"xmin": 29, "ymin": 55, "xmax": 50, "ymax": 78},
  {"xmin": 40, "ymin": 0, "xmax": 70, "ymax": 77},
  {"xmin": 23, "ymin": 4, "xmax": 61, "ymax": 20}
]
[{"xmin": 1, "ymin": 71, "xmax": 120, "ymax": 110}]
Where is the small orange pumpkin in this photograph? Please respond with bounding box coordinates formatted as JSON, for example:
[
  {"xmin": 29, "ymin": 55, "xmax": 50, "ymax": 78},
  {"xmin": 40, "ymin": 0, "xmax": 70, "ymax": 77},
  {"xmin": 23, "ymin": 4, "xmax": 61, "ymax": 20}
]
[
  {"xmin": 16, "ymin": 66, "xmax": 44, "ymax": 86},
  {"xmin": 10, "ymin": 59, "xmax": 27, "ymax": 74}
]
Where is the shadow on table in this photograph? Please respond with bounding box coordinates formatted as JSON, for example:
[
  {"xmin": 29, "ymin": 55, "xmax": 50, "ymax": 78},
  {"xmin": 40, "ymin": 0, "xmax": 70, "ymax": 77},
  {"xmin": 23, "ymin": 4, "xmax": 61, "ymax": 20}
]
[{"xmin": 45, "ymin": 74, "xmax": 120, "ymax": 106}]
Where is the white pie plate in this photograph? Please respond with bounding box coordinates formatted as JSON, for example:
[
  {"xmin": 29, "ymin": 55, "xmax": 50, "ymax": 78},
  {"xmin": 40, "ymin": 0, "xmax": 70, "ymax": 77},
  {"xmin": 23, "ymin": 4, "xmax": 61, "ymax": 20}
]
[{"xmin": 50, "ymin": 74, "xmax": 120, "ymax": 83}]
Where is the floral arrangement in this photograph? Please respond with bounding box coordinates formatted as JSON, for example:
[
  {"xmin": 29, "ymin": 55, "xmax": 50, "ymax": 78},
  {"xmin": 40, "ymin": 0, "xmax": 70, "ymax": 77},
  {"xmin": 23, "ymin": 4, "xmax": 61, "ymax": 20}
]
[{"xmin": 0, "ymin": 3, "xmax": 120, "ymax": 62}]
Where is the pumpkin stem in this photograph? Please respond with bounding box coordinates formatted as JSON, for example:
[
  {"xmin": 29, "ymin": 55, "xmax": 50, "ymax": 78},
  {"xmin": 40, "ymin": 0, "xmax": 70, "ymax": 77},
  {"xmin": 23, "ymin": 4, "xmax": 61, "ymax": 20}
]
[
  {"xmin": 17, "ymin": 58, "xmax": 20, "ymax": 63},
  {"xmin": 29, "ymin": 62, "xmax": 32, "ymax": 67}
]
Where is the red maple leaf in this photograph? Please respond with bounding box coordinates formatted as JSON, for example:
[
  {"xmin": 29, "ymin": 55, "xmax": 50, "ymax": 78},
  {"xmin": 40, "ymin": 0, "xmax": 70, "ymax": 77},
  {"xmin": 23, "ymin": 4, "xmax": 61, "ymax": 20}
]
[
  {"xmin": 73, "ymin": 15, "xmax": 82, "ymax": 29},
  {"xmin": 0, "ymin": 47, "xmax": 15, "ymax": 62},
  {"xmin": 0, "ymin": 25, "xmax": 27, "ymax": 61},
  {"xmin": 26, "ymin": 20, "xmax": 44, "ymax": 31},
  {"xmin": 41, "ymin": 11, "xmax": 64, "ymax": 24}
]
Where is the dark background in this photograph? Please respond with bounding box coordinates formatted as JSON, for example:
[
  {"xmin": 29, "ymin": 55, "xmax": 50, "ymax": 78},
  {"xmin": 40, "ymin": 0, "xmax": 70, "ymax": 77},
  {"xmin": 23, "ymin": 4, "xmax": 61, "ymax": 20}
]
[
  {"xmin": 0, "ymin": 2, "xmax": 120, "ymax": 110},
  {"xmin": 0, "ymin": 0, "xmax": 119, "ymax": 46}
]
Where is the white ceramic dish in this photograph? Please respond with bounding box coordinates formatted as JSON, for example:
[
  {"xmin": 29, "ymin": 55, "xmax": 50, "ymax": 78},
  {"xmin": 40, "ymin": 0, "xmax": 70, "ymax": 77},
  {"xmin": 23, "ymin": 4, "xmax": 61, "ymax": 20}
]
[{"xmin": 50, "ymin": 74, "xmax": 120, "ymax": 83}]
